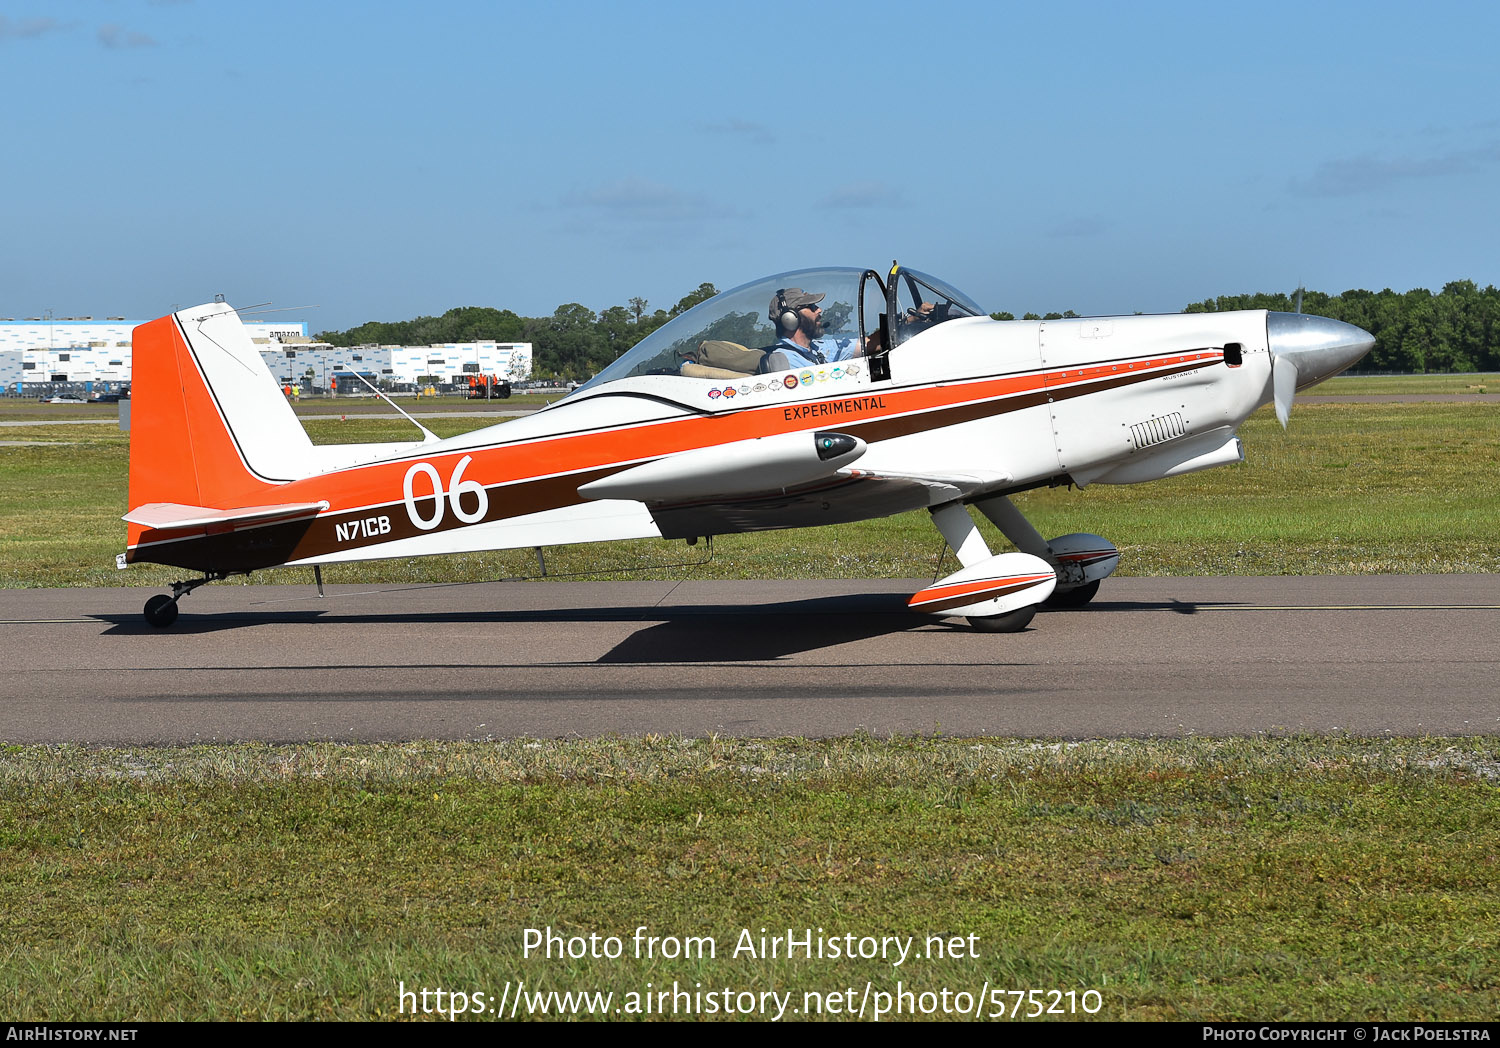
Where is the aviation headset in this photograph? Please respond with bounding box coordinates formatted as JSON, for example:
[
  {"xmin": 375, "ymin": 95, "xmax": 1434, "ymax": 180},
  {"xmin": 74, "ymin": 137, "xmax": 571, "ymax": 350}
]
[{"xmin": 774, "ymin": 290, "xmax": 801, "ymax": 336}]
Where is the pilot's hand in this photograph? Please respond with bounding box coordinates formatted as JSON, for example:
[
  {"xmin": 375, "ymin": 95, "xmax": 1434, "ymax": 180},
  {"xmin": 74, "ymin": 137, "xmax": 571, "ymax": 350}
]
[{"xmin": 906, "ymin": 302, "xmax": 937, "ymax": 323}]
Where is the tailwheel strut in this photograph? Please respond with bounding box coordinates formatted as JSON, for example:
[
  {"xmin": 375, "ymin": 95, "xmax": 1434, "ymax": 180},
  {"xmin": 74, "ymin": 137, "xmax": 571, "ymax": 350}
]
[{"xmin": 143, "ymin": 573, "xmax": 226, "ymax": 628}]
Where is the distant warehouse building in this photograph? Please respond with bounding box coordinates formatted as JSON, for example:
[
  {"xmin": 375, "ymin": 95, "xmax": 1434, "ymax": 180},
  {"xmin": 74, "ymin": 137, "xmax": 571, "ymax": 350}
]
[
  {"xmin": 259, "ymin": 340, "xmax": 533, "ymax": 391},
  {"xmin": 0, "ymin": 315, "xmax": 532, "ymax": 392},
  {"xmin": 0, "ymin": 315, "xmax": 309, "ymax": 393}
]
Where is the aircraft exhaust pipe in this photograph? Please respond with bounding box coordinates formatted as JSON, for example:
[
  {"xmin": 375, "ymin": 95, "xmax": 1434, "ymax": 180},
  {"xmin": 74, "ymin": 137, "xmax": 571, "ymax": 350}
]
[{"xmin": 1266, "ymin": 312, "xmax": 1375, "ymax": 427}]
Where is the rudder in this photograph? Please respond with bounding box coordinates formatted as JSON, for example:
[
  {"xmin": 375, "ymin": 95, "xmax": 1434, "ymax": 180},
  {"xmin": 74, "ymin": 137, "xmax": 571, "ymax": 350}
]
[{"xmin": 126, "ymin": 303, "xmax": 316, "ymax": 546}]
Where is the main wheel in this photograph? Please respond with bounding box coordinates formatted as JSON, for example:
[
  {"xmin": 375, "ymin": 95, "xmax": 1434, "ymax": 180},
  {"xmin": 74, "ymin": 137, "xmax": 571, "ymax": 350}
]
[
  {"xmin": 144, "ymin": 594, "xmax": 179, "ymax": 628},
  {"xmin": 967, "ymin": 605, "xmax": 1037, "ymax": 633},
  {"xmin": 1043, "ymin": 579, "xmax": 1100, "ymax": 608}
]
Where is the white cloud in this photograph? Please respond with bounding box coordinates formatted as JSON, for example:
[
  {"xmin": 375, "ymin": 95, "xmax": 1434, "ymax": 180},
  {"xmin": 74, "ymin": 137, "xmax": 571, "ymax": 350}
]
[
  {"xmin": 1048, "ymin": 216, "xmax": 1110, "ymax": 238},
  {"xmin": 696, "ymin": 119, "xmax": 775, "ymax": 145},
  {"xmin": 817, "ymin": 181, "xmax": 906, "ymax": 209},
  {"xmin": 0, "ymin": 16, "xmax": 62, "ymax": 41},
  {"xmin": 560, "ymin": 178, "xmax": 739, "ymax": 223},
  {"xmin": 1291, "ymin": 141, "xmax": 1500, "ymax": 197},
  {"xmin": 98, "ymin": 24, "xmax": 158, "ymax": 49}
]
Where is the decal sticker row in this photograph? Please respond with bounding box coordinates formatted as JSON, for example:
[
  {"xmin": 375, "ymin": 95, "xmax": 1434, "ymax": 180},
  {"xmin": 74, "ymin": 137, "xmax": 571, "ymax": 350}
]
[{"xmin": 707, "ymin": 363, "xmax": 862, "ymax": 400}]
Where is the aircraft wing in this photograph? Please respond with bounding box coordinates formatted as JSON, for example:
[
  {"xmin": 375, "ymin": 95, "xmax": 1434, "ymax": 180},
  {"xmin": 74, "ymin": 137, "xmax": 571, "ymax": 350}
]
[
  {"xmin": 643, "ymin": 466, "xmax": 1008, "ymax": 539},
  {"xmin": 576, "ymin": 429, "xmax": 1007, "ymax": 537}
]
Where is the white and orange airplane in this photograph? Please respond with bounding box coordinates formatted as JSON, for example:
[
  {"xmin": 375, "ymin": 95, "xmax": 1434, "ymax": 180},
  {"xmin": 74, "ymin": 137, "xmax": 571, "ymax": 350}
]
[{"xmin": 122, "ymin": 264, "xmax": 1373, "ymax": 630}]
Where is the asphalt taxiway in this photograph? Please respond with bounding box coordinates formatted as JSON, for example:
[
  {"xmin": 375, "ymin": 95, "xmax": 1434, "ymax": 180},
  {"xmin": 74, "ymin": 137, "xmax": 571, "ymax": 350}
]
[{"xmin": 1, "ymin": 576, "xmax": 1495, "ymax": 743}]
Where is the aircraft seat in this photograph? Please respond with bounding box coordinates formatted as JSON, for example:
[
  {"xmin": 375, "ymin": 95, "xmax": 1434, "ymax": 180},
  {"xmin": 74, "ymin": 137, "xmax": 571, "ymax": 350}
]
[
  {"xmin": 680, "ymin": 361, "xmax": 748, "ymax": 379},
  {"xmin": 678, "ymin": 339, "xmax": 766, "ymax": 379}
]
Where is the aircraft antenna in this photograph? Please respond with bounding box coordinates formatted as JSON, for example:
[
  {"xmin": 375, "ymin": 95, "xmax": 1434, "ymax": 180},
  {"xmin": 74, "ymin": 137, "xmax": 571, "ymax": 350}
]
[
  {"xmin": 233, "ymin": 303, "xmax": 320, "ymax": 317},
  {"xmin": 333, "ymin": 368, "xmax": 439, "ymax": 443}
]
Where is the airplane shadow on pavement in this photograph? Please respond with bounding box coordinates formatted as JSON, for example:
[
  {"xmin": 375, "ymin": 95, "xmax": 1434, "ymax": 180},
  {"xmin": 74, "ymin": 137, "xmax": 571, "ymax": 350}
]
[
  {"xmin": 94, "ymin": 593, "xmax": 933, "ymax": 660},
  {"xmin": 594, "ymin": 596, "xmax": 932, "ymax": 662},
  {"xmin": 95, "ymin": 593, "xmax": 1227, "ymax": 661},
  {"xmin": 586, "ymin": 596, "xmax": 1217, "ymax": 663}
]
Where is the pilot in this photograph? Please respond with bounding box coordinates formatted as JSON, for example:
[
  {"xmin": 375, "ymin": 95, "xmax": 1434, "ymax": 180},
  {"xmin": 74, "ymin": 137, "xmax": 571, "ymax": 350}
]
[
  {"xmin": 760, "ymin": 287, "xmax": 934, "ymax": 374},
  {"xmin": 760, "ymin": 288, "xmax": 863, "ymax": 374}
]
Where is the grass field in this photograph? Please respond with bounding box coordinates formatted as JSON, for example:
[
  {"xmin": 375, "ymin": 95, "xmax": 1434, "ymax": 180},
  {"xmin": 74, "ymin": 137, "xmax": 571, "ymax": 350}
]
[
  {"xmin": 1320, "ymin": 373, "xmax": 1497, "ymax": 395},
  {"xmin": 2, "ymin": 401, "xmax": 1497, "ymax": 587},
  {"xmin": 2, "ymin": 735, "xmax": 1497, "ymax": 1021}
]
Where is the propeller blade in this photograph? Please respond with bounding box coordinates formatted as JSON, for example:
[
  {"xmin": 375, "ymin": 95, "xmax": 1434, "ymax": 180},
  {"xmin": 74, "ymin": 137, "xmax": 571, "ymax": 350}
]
[{"xmin": 1273, "ymin": 354, "xmax": 1299, "ymax": 428}]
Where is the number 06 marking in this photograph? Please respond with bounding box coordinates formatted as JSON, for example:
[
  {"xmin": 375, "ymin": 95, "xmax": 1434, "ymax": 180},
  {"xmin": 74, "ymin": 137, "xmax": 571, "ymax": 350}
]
[{"xmin": 402, "ymin": 455, "xmax": 488, "ymax": 531}]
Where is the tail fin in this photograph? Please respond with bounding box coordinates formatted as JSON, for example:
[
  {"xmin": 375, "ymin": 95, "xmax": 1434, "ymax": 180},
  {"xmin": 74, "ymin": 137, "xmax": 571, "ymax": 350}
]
[{"xmin": 127, "ymin": 302, "xmax": 315, "ymax": 516}]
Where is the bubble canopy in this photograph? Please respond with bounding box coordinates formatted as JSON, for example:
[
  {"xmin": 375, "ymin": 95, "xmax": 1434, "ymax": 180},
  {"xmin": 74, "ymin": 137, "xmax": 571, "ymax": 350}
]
[{"xmin": 576, "ymin": 266, "xmax": 986, "ymax": 393}]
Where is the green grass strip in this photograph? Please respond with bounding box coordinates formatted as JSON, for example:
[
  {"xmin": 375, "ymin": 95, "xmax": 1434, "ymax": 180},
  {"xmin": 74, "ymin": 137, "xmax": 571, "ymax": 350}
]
[{"xmin": 2, "ymin": 736, "xmax": 1497, "ymax": 1020}]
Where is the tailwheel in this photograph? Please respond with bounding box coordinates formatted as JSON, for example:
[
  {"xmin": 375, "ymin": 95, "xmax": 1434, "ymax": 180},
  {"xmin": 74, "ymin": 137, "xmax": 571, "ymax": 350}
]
[
  {"xmin": 967, "ymin": 605, "xmax": 1037, "ymax": 633},
  {"xmin": 142, "ymin": 572, "xmax": 224, "ymax": 627},
  {"xmin": 143, "ymin": 594, "xmax": 179, "ymax": 628},
  {"xmin": 1043, "ymin": 579, "xmax": 1101, "ymax": 608}
]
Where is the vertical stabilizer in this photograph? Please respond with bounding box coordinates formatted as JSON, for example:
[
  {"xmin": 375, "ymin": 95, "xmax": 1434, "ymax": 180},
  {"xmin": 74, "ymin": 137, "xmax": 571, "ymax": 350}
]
[{"xmin": 127, "ymin": 303, "xmax": 314, "ymax": 519}]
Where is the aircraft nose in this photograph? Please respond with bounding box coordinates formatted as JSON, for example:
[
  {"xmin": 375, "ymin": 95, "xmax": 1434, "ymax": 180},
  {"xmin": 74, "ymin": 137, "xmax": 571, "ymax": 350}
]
[{"xmin": 1266, "ymin": 312, "xmax": 1375, "ymax": 391}]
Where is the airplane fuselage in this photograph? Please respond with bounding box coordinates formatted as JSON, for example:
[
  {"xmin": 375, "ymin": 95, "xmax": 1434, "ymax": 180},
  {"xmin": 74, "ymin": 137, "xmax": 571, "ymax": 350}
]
[{"xmin": 124, "ymin": 312, "xmax": 1267, "ymax": 573}]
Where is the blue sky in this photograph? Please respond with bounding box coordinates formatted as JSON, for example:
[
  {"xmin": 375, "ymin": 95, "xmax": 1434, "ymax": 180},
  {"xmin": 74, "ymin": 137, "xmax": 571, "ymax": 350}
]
[{"xmin": 3, "ymin": 0, "xmax": 1497, "ymax": 331}]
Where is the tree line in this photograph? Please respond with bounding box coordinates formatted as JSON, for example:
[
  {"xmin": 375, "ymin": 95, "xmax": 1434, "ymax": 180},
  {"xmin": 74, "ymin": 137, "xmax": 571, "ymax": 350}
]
[
  {"xmin": 317, "ymin": 279, "xmax": 1500, "ymax": 379},
  {"xmin": 1181, "ymin": 280, "xmax": 1500, "ymax": 373},
  {"xmin": 318, "ymin": 284, "xmax": 719, "ymax": 381}
]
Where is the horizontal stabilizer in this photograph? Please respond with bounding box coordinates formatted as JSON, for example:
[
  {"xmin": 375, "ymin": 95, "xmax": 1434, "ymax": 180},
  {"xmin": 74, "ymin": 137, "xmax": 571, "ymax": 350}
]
[{"xmin": 123, "ymin": 500, "xmax": 329, "ymax": 531}]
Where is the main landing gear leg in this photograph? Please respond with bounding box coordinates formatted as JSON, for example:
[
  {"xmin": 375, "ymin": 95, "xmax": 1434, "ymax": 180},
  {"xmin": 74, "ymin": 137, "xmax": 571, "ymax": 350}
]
[
  {"xmin": 973, "ymin": 494, "xmax": 1114, "ymax": 608},
  {"xmin": 972, "ymin": 494, "xmax": 1050, "ymax": 558},
  {"xmin": 926, "ymin": 503, "xmax": 1042, "ymax": 633},
  {"xmin": 142, "ymin": 573, "xmax": 226, "ymax": 628},
  {"xmin": 929, "ymin": 502, "xmax": 993, "ymax": 569}
]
